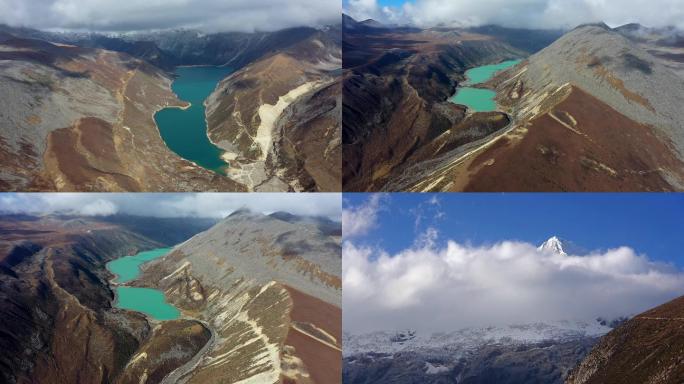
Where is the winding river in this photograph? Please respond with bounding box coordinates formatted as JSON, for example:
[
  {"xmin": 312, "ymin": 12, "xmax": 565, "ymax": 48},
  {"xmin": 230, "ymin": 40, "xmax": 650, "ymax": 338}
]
[
  {"xmin": 450, "ymin": 60, "xmax": 521, "ymax": 112},
  {"xmin": 107, "ymin": 248, "xmax": 180, "ymax": 321},
  {"xmin": 155, "ymin": 66, "xmax": 233, "ymax": 175}
]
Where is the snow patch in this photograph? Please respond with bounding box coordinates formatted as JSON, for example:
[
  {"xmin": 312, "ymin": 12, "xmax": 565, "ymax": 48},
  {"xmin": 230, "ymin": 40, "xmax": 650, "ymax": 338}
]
[{"xmin": 425, "ymin": 362, "xmax": 449, "ymax": 375}]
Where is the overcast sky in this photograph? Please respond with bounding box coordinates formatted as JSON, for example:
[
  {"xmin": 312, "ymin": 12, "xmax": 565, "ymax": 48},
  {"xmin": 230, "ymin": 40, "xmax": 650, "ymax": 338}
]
[
  {"xmin": 0, "ymin": 0, "xmax": 340, "ymax": 33},
  {"xmin": 343, "ymin": 194, "xmax": 684, "ymax": 333},
  {"xmin": 0, "ymin": 193, "xmax": 341, "ymax": 220},
  {"xmin": 344, "ymin": 0, "xmax": 684, "ymax": 30}
]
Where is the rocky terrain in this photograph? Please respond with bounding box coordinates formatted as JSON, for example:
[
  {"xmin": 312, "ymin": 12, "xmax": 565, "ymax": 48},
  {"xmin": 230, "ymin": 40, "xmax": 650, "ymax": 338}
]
[
  {"xmin": 0, "ymin": 24, "xmax": 342, "ymax": 192},
  {"xmin": 0, "ymin": 210, "xmax": 341, "ymax": 383},
  {"xmin": 341, "ymin": 15, "xmax": 561, "ymax": 191},
  {"xmin": 343, "ymin": 17, "xmax": 684, "ymax": 192},
  {"xmin": 0, "ymin": 214, "xmax": 215, "ymax": 383},
  {"xmin": 0, "ymin": 32, "xmax": 243, "ymax": 191},
  {"xmin": 394, "ymin": 23, "xmax": 684, "ymax": 192},
  {"xmin": 343, "ymin": 321, "xmax": 611, "ymax": 384},
  {"xmin": 136, "ymin": 209, "xmax": 342, "ymax": 383},
  {"xmin": 567, "ymin": 295, "xmax": 684, "ymax": 384},
  {"xmin": 205, "ymin": 26, "xmax": 342, "ymax": 191}
]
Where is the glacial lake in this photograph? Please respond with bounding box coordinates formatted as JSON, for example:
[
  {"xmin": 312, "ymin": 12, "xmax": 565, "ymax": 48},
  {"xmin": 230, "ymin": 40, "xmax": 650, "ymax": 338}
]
[
  {"xmin": 155, "ymin": 66, "xmax": 234, "ymax": 175},
  {"xmin": 450, "ymin": 60, "xmax": 521, "ymax": 112},
  {"xmin": 107, "ymin": 247, "xmax": 180, "ymax": 321}
]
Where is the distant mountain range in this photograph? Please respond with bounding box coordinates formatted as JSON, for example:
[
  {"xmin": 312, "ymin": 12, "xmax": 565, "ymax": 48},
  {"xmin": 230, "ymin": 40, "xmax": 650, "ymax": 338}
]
[
  {"xmin": 342, "ymin": 15, "xmax": 684, "ymax": 192},
  {"xmin": 343, "ymin": 319, "xmax": 615, "ymax": 383}
]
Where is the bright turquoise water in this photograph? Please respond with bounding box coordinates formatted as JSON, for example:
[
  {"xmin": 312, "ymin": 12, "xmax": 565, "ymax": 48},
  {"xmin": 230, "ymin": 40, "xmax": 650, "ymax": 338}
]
[
  {"xmin": 154, "ymin": 66, "xmax": 234, "ymax": 174},
  {"xmin": 116, "ymin": 287, "xmax": 180, "ymax": 320},
  {"xmin": 462, "ymin": 60, "xmax": 521, "ymax": 85},
  {"xmin": 450, "ymin": 60, "xmax": 521, "ymax": 112},
  {"xmin": 107, "ymin": 248, "xmax": 171, "ymax": 284},
  {"xmin": 106, "ymin": 247, "xmax": 180, "ymax": 320}
]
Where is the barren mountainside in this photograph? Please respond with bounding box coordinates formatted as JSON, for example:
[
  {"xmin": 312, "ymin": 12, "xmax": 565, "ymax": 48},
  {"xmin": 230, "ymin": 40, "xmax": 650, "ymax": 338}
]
[
  {"xmin": 343, "ymin": 17, "xmax": 684, "ymax": 192},
  {"xmin": 341, "ymin": 15, "xmax": 561, "ymax": 191},
  {"xmin": 0, "ymin": 211, "xmax": 341, "ymax": 383},
  {"xmin": 205, "ymin": 27, "xmax": 342, "ymax": 191},
  {"xmin": 460, "ymin": 24, "xmax": 684, "ymax": 192},
  {"xmin": 0, "ymin": 33, "xmax": 243, "ymax": 191},
  {"xmin": 566, "ymin": 295, "xmax": 684, "ymax": 384},
  {"xmin": 0, "ymin": 24, "xmax": 342, "ymax": 192},
  {"xmin": 0, "ymin": 215, "xmax": 215, "ymax": 384},
  {"xmin": 137, "ymin": 210, "xmax": 342, "ymax": 383}
]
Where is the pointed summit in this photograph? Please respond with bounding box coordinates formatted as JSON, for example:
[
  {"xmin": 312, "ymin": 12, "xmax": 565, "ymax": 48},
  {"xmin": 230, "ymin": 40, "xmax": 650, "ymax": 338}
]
[
  {"xmin": 539, "ymin": 236, "xmax": 567, "ymax": 255},
  {"xmin": 538, "ymin": 236, "xmax": 586, "ymax": 256}
]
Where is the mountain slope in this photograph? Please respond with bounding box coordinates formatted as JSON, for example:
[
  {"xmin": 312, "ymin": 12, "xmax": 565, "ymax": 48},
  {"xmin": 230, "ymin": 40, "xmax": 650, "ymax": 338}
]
[
  {"xmin": 459, "ymin": 24, "xmax": 684, "ymax": 191},
  {"xmin": 0, "ymin": 215, "xmax": 215, "ymax": 384},
  {"xmin": 205, "ymin": 26, "xmax": 341, "ymax": 191},
  {"xmin": 352, "ymin": 22, "xmax": 684, "ymax": 192},
  {"xmin": 341, "ymin": 16, "xmax": 561, "ymax": 191},
  {"xmin": 567, "ymin": 295, "xmax": 684, "ymax": 384},
  {"xmin": 344, "ymin": 321, "xmax": 611, "ymax": 384},
  {"xmin": 0, "ymin": 25, "xmax": 341, "ymax": 192},
  {"xmin": 137, "ymin": 210, "xmax": 342, "ymax": 383},
  {"xmin": 0, "ymin": 34, "xmax": 244, "ymax": 191}
]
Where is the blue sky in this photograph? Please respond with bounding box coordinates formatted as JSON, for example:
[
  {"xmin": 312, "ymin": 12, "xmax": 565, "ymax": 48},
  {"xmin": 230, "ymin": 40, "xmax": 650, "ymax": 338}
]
[{"xmin": 343, "ymin": 193, "xmax": 684, "ymax": 266}]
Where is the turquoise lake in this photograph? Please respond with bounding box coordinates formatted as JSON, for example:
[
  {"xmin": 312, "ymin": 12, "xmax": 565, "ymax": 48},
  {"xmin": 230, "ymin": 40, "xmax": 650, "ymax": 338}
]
[
  {"xmin": 106, "ymin": 247, "xmax": 180, "ymax": 321},
  {"xmin": 450, "ymin": 60, "xmax": 521, "ymax": 112},
  {"xmin": 154, "ymin": 66, "xmax": 234, "ymax": 174}
]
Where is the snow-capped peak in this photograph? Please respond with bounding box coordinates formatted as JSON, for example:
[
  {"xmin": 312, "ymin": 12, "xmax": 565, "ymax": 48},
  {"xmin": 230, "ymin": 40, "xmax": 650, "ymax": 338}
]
[
  {"xmin": 539, "ymin": 236, "xmax": 566, "ymax": 255},
  {"xmin": 538, "ymin": 236, "xmax": 586, "ymax": 256}
]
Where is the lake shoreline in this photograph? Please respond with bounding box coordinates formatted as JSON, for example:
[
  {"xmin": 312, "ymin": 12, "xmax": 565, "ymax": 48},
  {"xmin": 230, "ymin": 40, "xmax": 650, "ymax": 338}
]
[{"xmin": 450, "ymin": 59, "xmax": 521, "ymax": 113}]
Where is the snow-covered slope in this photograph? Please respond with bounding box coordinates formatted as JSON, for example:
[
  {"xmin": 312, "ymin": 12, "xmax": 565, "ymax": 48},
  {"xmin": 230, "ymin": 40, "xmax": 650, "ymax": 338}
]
[
  {"xmin": 343, "ymin": 320, "xmax": 611, "ymax": 357},
  {"xmin": 538, "ymin": 236, "xmax": 587, "ymax": 256}
]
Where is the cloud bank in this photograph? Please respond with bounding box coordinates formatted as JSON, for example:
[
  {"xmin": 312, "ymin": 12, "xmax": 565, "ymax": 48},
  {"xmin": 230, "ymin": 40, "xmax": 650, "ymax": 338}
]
[
  {"xmin": 342, "ymin": 194, "xmax": 385, "ymax": 238},
  {"xmin": 345, "ymin": 0, "xmax": 684, "ymax": 30},
  {"xmin": 0, "ymin": 0, "xmax": 340, "ymax": 33},
  {"xmin": 342, "ymin": 196, "xmax": 684, "ymax": 333},
  {"xmin": 0, "ymin": 193, "xmax": 341, "ymax": 220}
]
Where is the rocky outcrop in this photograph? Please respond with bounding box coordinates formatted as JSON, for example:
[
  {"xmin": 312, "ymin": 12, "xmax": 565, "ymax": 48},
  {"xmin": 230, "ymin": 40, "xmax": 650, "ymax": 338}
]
[{"xmin": 567, "ymin": 295, "xmax": 684, "ymax": 384}]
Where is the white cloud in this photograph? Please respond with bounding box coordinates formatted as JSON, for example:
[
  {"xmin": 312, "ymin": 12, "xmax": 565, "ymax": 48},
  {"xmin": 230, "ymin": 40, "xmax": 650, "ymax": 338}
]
[
  {"xmin": 343, "ymin": 236, "xmax": 684, "ymax": 333},
  {"xmin": 345, "ymin": 0, "xmax": 382, "ymax": 21},
  {"xmin": 79, "ymin": 199, "xmax": 118, "ymax": 216},
  {"xmin": 0, "ymin": 193, "xmax": 341, "ymax": 220},
  {"xmin": 344, "ymin": 0, "xmax": 684, "ymax": 30},
  {"xmin": 0, "ymin": 0, "xmax": 340, "ymax": 32},
  {"xmin": 342, "ymin": 194, "xmax": 385, "ymax": 238}
]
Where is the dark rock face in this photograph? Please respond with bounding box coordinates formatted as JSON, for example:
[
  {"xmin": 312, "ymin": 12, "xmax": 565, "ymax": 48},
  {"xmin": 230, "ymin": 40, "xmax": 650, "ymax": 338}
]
[
  {"xmin": 567, "ymin": 296, "xmax": 684, "ymax": 384},
  {"xmin": 344, "ymin": 339, "xmax": 597, "ymax": 384},
  {"xmin": 0, "ymin": 215, "xmax": 213, "ymax": 384}
]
